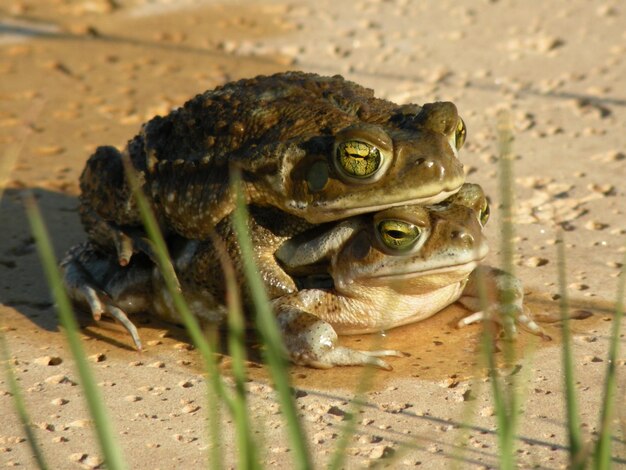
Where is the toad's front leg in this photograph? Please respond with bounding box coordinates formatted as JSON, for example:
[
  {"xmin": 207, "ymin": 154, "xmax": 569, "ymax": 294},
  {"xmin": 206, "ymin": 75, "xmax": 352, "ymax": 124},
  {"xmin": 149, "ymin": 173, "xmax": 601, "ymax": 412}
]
[{"xmin": 457, "ymin": 265, "xmax": 550, "ymax": 340}]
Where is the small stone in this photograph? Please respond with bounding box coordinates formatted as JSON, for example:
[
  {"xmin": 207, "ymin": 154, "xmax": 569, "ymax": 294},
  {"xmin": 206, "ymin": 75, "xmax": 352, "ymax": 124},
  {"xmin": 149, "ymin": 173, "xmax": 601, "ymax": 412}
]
[
  {"xmin": 173, "ymin": 342, "xmax": 192, "ymax": 351},
  {"xmin": 535, "ymin": 36, "xmax": 565, "ymax": 53},
  {"xmin": 69, "ymin": 453, "xmax": 87, "ymax": 463},
  {"xmin": 148, "ymin": 361, "xmax": 165, "ymax": 368},
  {"xmin": 584, "ymin": 356, "xmax": 603, "ymax": 363},
  {"xmin": 34, "ymin": 356, "xmax": 63, "ymax": 366},
  {"xmin": 36, "ymin": 422, "xmax": 55, "ymax": 431},
  {"xmin": 178, "ymin": 380, "xmax": 194, "ymax": 388},
  {"xmin": 45, "ymin": 374, "xmax": 74, "ymax": 385},
  {"xmin": 181, "ymin": 404, "xmax": 200, "ymax": 414},
  {"xmin": 584, "ymin": 220, "xmax": 608, "ymax": 230},
  {"xmin": 124, "ymin": 395, "xmax": 142, "ymax": 403},
  {"xmin": 569, "ymin": 283, "xmax": 589, "ymax": 291},
  {"xmin": 146, "ymin": 340, "xmax": 162, "ymax": 347},
  {"xmin": 525, "ymin": 256, "xmax": 549, "ymax": 267},
  {"xmin": 588, "ymin": 183, "xmax": 615, "ymax": 196},
  {"xmin": 68, "ymin": 419, "xmax": 91, "ymax": 428},
  {"xmin": 368, "ymin": 444, "xmax": 395, "ymax": 459},
  {"xmin": 51, "ymin": 398, "xmax": 69, "ymax": 406},
  {"xmin": 327, "ymin": 405, "xmax": 347, "ymax": 418},
  {"xmin": 82, "ymin": 454, "xmax": 104, "ymax": 468},
  {"xmin": 52, "ymin": 436, "xmax": 68, "ymax": 443},
  {"xmin": 128, "ymin": 361, "xmax": 143, "ymax": 367},
  {"xmin": 36, "ymin": 145, "xmax": 65, "ymax": 156},
  {"xmin": 480, "ymin": 406, "xmax": 495, "ymax": 417},
  {"xmin": 88, "ymin": 353, "xmax": 106, "ymax": 363},
  {"xmin": 571, "ymin": 310, "xmax": 593, "ymax": 320},
  {"xmin": 378, "ymin": 402, "xmax": 411, "ymax": 413}
]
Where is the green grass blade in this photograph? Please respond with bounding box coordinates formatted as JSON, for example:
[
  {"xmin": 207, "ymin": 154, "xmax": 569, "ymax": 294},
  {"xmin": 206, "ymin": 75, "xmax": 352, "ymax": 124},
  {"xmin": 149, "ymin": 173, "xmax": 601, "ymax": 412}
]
[
  {"xmin": 122, "ymin": 164, "xmax": 232, "ymax": 469},
  {"xmin": 493, "ymin": 110, "xmax": 521, "ymax": 469},
  {"xmin": 230, "ymin": 168, "xmax": 311, "ymax": 470},
  {"xmin": 217, "ymin": 235, "xmax": 260, "ymax": 469},
  {"xmin": 24, "ymin": 194, "xmax": 128, "ymax": 470},
  {"xmin": 556, "ymin": 231, "xmax": 585, "ymax": 468},
  {"xmin": 0, "ymin": 332, "xmax": 49, "ymax": 470},
  {"xmin": 594, "ymin": 249, "xmax": 626, "ymax": 469}
]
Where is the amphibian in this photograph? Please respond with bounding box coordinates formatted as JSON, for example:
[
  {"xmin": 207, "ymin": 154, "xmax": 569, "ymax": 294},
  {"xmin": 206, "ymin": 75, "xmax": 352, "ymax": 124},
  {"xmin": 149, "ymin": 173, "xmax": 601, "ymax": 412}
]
[{"xmin": 78, "ymin": 72, "xmax": 467, "ymax": 266}]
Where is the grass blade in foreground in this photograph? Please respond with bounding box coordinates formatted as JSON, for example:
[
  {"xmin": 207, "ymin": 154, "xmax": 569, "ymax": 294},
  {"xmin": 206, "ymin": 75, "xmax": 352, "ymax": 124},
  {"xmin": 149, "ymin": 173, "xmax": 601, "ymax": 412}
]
[
  {"xmin": 556, "ymin": 231, "xmax": 585, "ymax": 468},
  {"xmin": 24, "ymin": 194, "xmax": 128, "ymax": 470},
  {"xmin": 594, "ymin": 249, "xmax": 626, "ymax": 468},
  {"xmin": 214, "ymin": 233, "xmax": 260, "ymax": 469},
  {"xmin": 231, "ymin": 169, "xmax": 312, "ymax": 470},
  {"xmin": 492, "ymin": 111, "xmax": 521, "ymax": 469},
  {"xmin": 122, "ymin": 164, "xmax": 229, "ymax": 468},
  {"xmin": 0, "ymin": 333, "xmax": 49, "ymax": 470}
]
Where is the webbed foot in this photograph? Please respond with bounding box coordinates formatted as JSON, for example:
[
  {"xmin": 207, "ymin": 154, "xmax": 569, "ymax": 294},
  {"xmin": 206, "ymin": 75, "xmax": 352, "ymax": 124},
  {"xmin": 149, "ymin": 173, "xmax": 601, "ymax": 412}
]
[
  {"xmin": 60, "ymin": 243, "xmax": 146, "ymax": 350},
  {"xmin": 277, "ymin": 306, "xmax": 405, "ymax": 369},
  {"xmin": 457, "ymin": 266, "xmax": 551, "ymax": 340}
]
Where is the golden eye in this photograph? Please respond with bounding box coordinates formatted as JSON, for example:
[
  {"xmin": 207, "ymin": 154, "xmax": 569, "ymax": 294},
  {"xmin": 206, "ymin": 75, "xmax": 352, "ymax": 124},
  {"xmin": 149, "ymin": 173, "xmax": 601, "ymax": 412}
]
[
  {"xmin": 377, "ymin": 219, "xmax": 421, "ymax": 252},
  {"xmin": 479, "ymin": 200, "xmax": 490, "ymax": 227},
  {"xmin": 455, "ymin": 117, "xmax": 466, "ymax": 150},
  {"xmin": 336, "ymin": 140, "xmax": 382, "ymax": 178}
]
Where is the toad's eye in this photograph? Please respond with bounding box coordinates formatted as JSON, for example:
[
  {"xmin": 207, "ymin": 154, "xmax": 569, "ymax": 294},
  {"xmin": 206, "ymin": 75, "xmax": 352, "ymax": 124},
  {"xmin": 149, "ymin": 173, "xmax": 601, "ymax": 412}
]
[
  {"xmin": 479, "ymin": 200, "xmax": 490, "ymax": 227},
  {"xmin": 335, "ymin": 140, "xmax": 382, "ymax": 178},
  {"xmin": 455, "ymin": 117, "xmax": 467, "ymax": 150},
  {"xmin": 377, "ymin": 219, "xmax": 421, "ymax": 252}
]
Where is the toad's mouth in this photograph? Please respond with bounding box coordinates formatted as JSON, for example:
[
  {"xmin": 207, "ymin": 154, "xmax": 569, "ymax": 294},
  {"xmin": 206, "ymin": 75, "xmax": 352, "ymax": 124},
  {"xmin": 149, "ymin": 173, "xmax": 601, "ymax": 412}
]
[
  {"xmin": 304, "ymin": 184, "xmax": 464, "ymax": 221},
  {"xmin": 363, "ymin": 260, "xmax": 480, "ymax": 281}
]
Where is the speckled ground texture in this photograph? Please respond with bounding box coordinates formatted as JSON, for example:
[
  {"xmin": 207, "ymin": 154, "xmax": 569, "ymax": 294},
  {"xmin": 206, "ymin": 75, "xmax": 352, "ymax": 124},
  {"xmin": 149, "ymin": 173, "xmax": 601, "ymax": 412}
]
[{"xmin": 1, "ymin": 0, "xmax": 625, "ymax": 468}]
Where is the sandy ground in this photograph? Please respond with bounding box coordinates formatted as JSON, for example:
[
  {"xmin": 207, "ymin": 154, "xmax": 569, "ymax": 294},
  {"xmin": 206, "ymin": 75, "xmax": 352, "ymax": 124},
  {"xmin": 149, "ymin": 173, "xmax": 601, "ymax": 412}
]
[{"xmin": 1, "ymin": 0, "xmax": 626, "ymax": 468}]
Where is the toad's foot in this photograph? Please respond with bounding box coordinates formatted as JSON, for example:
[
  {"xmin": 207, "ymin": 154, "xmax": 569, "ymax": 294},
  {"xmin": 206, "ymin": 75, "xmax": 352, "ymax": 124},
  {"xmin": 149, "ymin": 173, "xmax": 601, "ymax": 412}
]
[
  {"xmin": 457, "ymin": 266, "xmax": 551, "ymax": 340},
  {"xmin": 80, "ymin": 204, "xmax": 157, "ymax": 267},
  {"xmin": 276, "ymin": 306, "xmax": 405, "ymax": 370},
  {"xmin": 457, "ymin": 304, "xmax": 551, "ymax": 340},
  {"xmin": 60, "ymin": 243, "xmax": 143, "ymax": 350}
]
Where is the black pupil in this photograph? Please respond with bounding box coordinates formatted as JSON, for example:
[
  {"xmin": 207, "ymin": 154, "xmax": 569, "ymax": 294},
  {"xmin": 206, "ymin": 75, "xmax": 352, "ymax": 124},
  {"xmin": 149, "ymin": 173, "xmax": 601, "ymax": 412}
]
[{"xmin": 387, "ymin": 230, "xmax": 405, "ymax": 240}]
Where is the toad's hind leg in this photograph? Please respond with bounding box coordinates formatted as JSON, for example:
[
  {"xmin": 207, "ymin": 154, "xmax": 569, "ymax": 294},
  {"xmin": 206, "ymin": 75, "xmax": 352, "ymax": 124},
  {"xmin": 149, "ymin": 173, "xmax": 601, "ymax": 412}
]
[
  {"xmin": 275, "ymin": 305, "xmax": 405, "ymax": 370},
  {"xmin": 79, "ymin": 145, "xmax": 150, "ymax": 266},
  {"xmin": 60, "ymin": 243, "xmax": 153, "ymax": 350}
]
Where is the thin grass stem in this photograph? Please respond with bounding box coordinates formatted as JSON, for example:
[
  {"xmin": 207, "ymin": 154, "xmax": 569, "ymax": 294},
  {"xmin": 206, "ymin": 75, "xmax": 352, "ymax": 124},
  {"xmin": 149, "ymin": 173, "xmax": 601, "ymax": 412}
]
[
  {"xmin": 230, "ymin": 168, "xmax": 311, "ymax": 470},
  {"xmin": 556, "ymin": 231, "xmax": 585, "ymax": 468},
  {"xmin": 594, "ymin": 249, "xmax": 626, "ymax": 469},
  {"xmin": 0, "ymin": 332, "xmax": 49, "ymax": 470},
  {"xmin": 24, "ymin": 194, "xmax": 128, "ymax": 470}
]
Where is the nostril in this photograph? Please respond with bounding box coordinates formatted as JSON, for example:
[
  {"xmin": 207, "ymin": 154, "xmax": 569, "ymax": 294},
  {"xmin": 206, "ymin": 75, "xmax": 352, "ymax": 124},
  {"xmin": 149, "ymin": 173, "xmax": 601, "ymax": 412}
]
[
  {"xmin": 415, "ymin": 157, "xmax": 430, "ymax": 168},
  {"xmin": 451, "ymin": 230, "xmax": 474, "ymax": 246}
]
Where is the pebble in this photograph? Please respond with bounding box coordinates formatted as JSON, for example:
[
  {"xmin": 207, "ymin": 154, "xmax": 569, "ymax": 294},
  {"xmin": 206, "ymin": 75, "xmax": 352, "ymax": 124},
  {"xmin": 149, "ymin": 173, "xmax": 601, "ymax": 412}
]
[
  {"xmin": 584, "ymin": 220, "xmax": 608, "ymax": 231},
  {"xmin": 51, "ymin": 398, "xmax": 69, "ymax": 406},
  {"xmin": 378, "ymin": 402, "xmax": 411, "ymax": 413},
  {"xmin": 525, "ymin": 256, "xmax": 549, "ymax": 267},
  {"xmin": 368, "ymin": 445, "xmax": 395, "ymax": 459},
  {"xmin": 44, "ymin": 374, "xmax": 74, "ymax": 385},
  {"xmin": 181, "ymin": 404, "xmax": 200, "ymax": 414},
  {"xmin": 148, "ymin": 361, "xmax": 165, "ymax": 368},
  {"xmin": 568, "ymin": 283, "xmax": 589, "ymax": 291},
  {"xmin": 88, "ymin": 353, "xmax": 106, "ymax": 362},
  {"xmin": 34, "ymin": 356, "xmax": 62, "ymax": 366},
  {"xmin": 584, "ymin": 356, "xmax": 603, "ymax": 363},
  {"xmin": 124, "ymin": 395, "xmax": 142, "ymax": 402},
  {"xmin": 67, "ymin": 419, "xmax": 91, "ymax": 428},
  {"xmin": 35, "ymin": 145, "xmax": 65, "ymax": 156}
]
